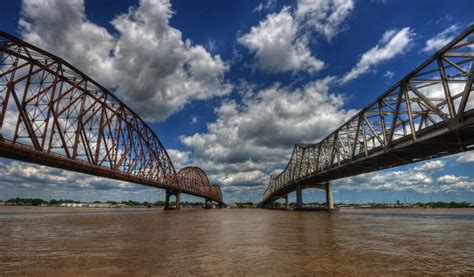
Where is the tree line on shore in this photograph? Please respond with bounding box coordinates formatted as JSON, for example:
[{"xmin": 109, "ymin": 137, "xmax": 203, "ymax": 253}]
[
  {"xmin": 2, "ymin": 197, "xmax": 204, "ymax": 207},
  {"xmin": 268, "ymin": 201, "xmax": 473, "ymax": 208}
]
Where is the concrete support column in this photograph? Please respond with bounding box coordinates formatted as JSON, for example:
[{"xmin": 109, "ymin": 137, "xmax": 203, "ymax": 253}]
[
  {"xmin": 284, "ymin": 194, "xmax": 289, "ymax": 209},
  {"xmin": 266, "ymin": 200, "xmax": 273, "ymax": 209},
  {"xmin": 164, "ymin": 190, "xmax": 181, "ymax": 210},
  {"xmin": 326, "ymin": 182, "xmax": 334, "ymax": 210},
  {"xmin": 296, "ymin": 183, "xmax": 303, "ymax": 210},
  {"xmin": 175, "ymin": 191, "xmax": 181, "ymax": 210},
  {"xmin": 164, "ymin": 190, "xmax": 171, "ymax": 210}
]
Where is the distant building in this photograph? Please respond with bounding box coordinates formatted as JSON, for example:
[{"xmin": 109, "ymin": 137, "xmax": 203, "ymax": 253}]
[
  {"xmin": 60, "ymin": 203, "xmax": 84, "ymax": 207},
  {"xmin": 86, "ymin": 203, "xmax": 112, "ymax": 208}
]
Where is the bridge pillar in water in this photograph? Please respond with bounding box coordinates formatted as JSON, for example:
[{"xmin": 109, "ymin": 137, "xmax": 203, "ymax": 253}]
[
  {"xmin": 164, "ymin": 190, "xmax": 181, "ymax": 210},
  {"xmin": 296, "ymin": 183, "xmax": 303, "ymax": 210},
  {"xmin": 325, "ymin": 182, "xmax": 334, "ymax": 210},
  {"xmin": 284, "ymin": 194, "xmax": 289, "ymax": 209}
]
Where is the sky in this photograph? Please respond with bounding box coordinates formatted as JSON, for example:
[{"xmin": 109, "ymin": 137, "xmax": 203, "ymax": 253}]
[{"xmin": 0, "ymin": 0, "xmax": 473, "ymax": 204}]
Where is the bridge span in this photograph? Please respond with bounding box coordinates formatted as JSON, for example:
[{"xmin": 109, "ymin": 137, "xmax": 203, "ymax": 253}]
[
  {"xmin": 262, "ymin": 25, "xmax": 474, "ymax": 210},
  {"xmin": 0, "ymin": 32, "xmax": 223, "ymax": 208}
]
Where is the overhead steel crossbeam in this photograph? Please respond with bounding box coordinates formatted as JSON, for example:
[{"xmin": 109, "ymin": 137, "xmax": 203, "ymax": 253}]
[
  {"xmin": 263, "ymin": 25, "xmax": 474, "ymax": 202},
  {"xmin": 0, "ymin": 31, "xmax": 223, "ymax": 203}
]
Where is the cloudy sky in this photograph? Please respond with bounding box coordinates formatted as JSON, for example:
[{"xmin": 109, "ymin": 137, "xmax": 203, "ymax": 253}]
[{"xmin": 0, "ymin": 0, "xmax": 473, "ymax": 204}]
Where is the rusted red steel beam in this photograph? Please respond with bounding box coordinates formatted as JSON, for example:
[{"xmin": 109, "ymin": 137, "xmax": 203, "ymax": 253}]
[{"xmin": 0, "ymin": 31, "xmax": 223, "ymax": 203}]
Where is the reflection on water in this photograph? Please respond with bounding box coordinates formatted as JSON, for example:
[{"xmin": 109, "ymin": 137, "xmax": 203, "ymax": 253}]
[{"xmin": 0, "ymin": 207, "xmax": 473, "ymax": 275}]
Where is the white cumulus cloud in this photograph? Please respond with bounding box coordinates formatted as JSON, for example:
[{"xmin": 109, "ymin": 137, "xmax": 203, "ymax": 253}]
[
  {"xmin": 19, "ymin": 0, "xmax": 232, "ymax": 122},
  {"xmin": 296, "ymin": 0, "xmax": 354, "ymax": 41},
  {"xmin": 238, "ymin": 7, "xmax": 324, "ymax": 74},
  {"xmin": 0, "ymin": 159, "xmax": 161, "ymax": 202},
  {"xmin": 341, "ymin": 27, "xmax": 414, "ymax": 83},
  {"xmin": 414, "ymin": 160, "xmax": 445, "ymax": 171},
  {"xmin": 166, "ymin": 149, "xmax": 192, "ymax": 170},
  {"xmin": 422, "ymin": 25, "xmax": 459, "ymax": 53},
  {"xmin": 180, "ymin": 77, "xmax": 355, "ymax": 195},
  {"xmin": 239, "ymin": 0, "xmax": 354, "ymax": 74},
  {"xmin": 336, "ymin": 159, "xmax": 474, "ymax": 194},
  {"xmin": 456, "ymin": 151, "xmax": 474, "ymax": 163}
]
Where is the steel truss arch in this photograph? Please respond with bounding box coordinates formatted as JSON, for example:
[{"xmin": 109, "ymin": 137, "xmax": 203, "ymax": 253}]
[
  {"xmin": 0, "ymin": 31, "xmax": 223, "ymax": 204},
  {"xmin": 177, "ymin": 167, "xmax": 223, "ymax": 202}
]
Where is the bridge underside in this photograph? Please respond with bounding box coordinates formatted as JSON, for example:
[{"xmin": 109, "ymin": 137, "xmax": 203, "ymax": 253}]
[{"xmin": 0, "ymin": 140, "xmax": 224, "ymax": 202}]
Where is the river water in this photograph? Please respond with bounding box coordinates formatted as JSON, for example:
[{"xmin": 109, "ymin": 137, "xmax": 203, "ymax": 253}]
[{"xmin": 0, "ymin": 207, "xmax": 473, "ymax": 275}]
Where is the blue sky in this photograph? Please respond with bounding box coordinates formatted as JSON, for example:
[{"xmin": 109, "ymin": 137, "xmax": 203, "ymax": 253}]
[{"xmin": 0, "ymin": 0, "xmax": 473, "ymax": 204}]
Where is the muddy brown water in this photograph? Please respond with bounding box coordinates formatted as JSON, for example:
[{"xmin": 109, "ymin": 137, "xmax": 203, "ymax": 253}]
[{"xmin": 0, "ymin": 206, "xmax": 473, "ymax": 275}]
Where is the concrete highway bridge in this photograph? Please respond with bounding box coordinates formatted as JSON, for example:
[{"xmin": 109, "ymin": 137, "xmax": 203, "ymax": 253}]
[
  {"xmin": 262, "ymin": 25, "xmax": 474, "ymax": 210},
  {"xmin": 0, "ymin": 32, "xmax": 224, "ymax": 209}
]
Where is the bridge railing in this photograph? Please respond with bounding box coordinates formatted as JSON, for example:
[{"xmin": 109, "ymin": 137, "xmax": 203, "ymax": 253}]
[{"xmin": 264, "ymin": 25, "xmax": 474, "ymax": 201}]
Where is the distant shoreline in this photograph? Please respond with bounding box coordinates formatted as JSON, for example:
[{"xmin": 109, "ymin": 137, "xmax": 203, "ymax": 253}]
[
  {"xmin": 3, "ymin": 205, "xmax": 473, "ymax": 210},
  {"xmin": 0, "ymin": 204, "xmax": 203, "ymax": 209},
  {"xmin": 2, "ymin": 198, "xmax": 474, "ymax": 209}
]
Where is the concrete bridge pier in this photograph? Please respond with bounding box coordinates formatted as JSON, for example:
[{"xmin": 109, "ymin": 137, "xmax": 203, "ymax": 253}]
[
  {"xmin": 164, "ymin": 189, "xmax": 181, "ymax": 210},
  {"xmin": 325, "ymin": 182, "xmax": 334, "ymax": 210},
  {"xmin": 269, "ymin": 195, "xmax": 289, "ymax": 209},
  {"xmin": 293, "ymin": 182, "xmax": 334, "ymax": 211},
  {"xmin": 296, "ymin": 183, "xmax": 303, "ymax": 210}
]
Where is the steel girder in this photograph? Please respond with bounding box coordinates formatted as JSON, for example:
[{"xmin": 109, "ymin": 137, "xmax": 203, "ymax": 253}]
[
  {"xmin": 263, "ymin": 25, "xmax": 474, "ymax": 202},
  {"xmin": 0, "ymin": 31, "xmax": 223, "ymax": 203}
]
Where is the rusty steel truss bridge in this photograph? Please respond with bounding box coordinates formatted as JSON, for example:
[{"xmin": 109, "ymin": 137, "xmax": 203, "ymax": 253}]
[
  {"xmin": 262, "ymin": 25, "xmax": 474, "ymax": 210},
  {"xmin": 0, "ymin": 32, "xmax": 223, "ymax": 208}
]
